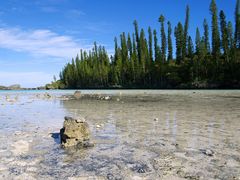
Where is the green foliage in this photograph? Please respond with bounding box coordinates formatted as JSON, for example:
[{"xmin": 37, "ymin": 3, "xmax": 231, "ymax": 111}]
[
  {"xmin": 175, "ymin": 22, "xmax": 184, "ymax": 64},
  {"xmin": 159, "ymin": 15, "xmax": 167, "ymax": 62},
  {"xmin": 203, "ymin": 19, "xmax": 210, "ymax": 53},
  {"xmin": 235, "ymin": 0, "xmax": 240, "ymax": 48},
  {"xmin": 210, "ymin": 0, "xmax": 221, "ymax": 60},
  {"xmin": 220, "ymin": 10, "xmax": 230, "ymax": 62},
  {"xmin": 58, "ymin": 0, "xmax": 240, "ymax": 89},
  {"xmin": 183, "ymin": 5, "xmax": 190, "ymax": 61},
  {"xmin": 167, "ymin": 21, "xmax": 173, "ymax": 61}
]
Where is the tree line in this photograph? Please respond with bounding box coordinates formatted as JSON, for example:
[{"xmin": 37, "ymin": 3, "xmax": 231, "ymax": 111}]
[{"xmin": 56, "ymin": 0, "xmax": 240, "ymax": 89}]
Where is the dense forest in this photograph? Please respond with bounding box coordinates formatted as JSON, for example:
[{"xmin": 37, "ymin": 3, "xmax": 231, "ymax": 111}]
[{"xmin": 53, "ymin": 0, "xmax": 240, "ymax": 89}]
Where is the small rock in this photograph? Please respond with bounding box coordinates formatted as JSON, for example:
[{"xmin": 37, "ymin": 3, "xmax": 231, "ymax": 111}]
[
  {"xmin": 205, "ymin": 149, "xmax": 214, "ymax": 156},
  {"xmin": 44, "ymin": 93, "xmax": 51, "ymax": 98},
  {"xmin": 201, "ymin": 149, "xmax": 214, "ymax": 156},
  {"xmin": 154, "ymin": 118, "xmax": 159, "ymax": 121},
  {"xmin": 132, "ymin": 164, "xmax": 151, "ymax": 174},
  {"xmin": 73, "ymin": 91, "xmax": 81, "ymax": 100},
  {"xmin": 104, "ymin": 96, "xmax": 111, "ymax": 100},
  {"xmin": 116, "ymin": 98, "xmax": 120, "ymax": 102},
  {"xmin": 96, "ymin": 124, "xmax": 101, "ymax": 128}
]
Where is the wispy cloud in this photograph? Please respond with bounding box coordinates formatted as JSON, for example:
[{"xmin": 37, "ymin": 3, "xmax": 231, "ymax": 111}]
[
  {"xmin": 67, "ymin": 9, "xmax": 85, "ymax": 17},
  {"xmin": 84, "ymin": 22, "xmax": 112, "ymax": 33},
  {"xmin": 0, "ymin": 27, "xmax": 89, "ymax": 59},
  {"xmin": 41, "ymin": 6, "xmax": 59, "ymax": 13}
]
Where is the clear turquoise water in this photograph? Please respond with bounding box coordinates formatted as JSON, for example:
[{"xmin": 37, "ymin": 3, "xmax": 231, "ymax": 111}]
[{"xmin": 0, "ymin": 90, "xmax": 239, "ymax": 179}]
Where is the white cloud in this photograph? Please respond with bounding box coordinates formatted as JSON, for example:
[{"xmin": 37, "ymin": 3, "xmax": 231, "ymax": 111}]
[
  {"xmin": 67, "ymin": 9, "xmax": 86, "ymax": 17},
  {"xmin": 0, "ymin": 71, "xmax": 53, "ymax": 88},
  {"xmin": 41, "ymin": 6, "xmax": 59, "ymax": 13},
  {"xmin": 0, "ymin": 27, "xmax": 89, "ymax": 59}
]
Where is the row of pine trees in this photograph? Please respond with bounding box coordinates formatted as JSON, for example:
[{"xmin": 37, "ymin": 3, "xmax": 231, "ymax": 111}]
[{"xmin": 59, "ymin": 0, "xmax": 240, "ymax": 89}]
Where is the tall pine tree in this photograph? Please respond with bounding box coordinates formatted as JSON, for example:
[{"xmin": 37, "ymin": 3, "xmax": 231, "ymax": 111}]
[
  {"xmin": 220, "ymin": 10, "xmax": 230, "ymax": 62},
  {"xmin": 210, "ymin": 0, "xmax": 221, "ymax": 60},
  {"xmin": 159, "ymin": 15, "xmax": 167, "ymax": 63},
  {"xmin": 175, "ymin": 22, "xmax": 184, "ymax": 64},
  {"xmin": 167, "ymin": 21, "xmax": 173, "ymax": 61},
  {"xmin": 183, "ymin": 5, "xmax": 190, "ymax": 61},
  {"xmin": 235, "ymin": 0, "xmax": 240, "ymax": 48},
  {"xmin": 203, "ymin": 19, "xmax": 210, "ymax": 53}
]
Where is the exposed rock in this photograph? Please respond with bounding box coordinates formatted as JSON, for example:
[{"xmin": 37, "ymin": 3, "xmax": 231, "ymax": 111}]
[
  {"xmin": 131, "ymin": 163, "xmax": 151, "ymax": 174},
  {"xmin": 205, "ymin": 149, "xmax": 214, "ymax": 156},
  {"xmin": 201, "ymin": 149, "xmax": 214, "ymax": 157},
  {"xmin": 44, "ymin": 93, "xmax": 51, "ymax": 98},
  {"xmin": 96, "ymin": 124, "xmax": 101, "ymax": 128},
  {"xmin": 73, "ymin": 91, "xmax": 82, "ymax": 99},
  {"xmin": 60, "ymin": 116, "xmax": 93, "ymax": 148},
  {"xmin": 104, "ymin": 96, "xmax": 111, "ymax": 100}
]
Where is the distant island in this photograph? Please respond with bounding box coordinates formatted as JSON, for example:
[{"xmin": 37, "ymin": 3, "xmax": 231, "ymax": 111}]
[
  {"xmin": 48, "ymin": 0, "xmax": 240, "ymax": 89},
  {"xmin": 0, "ymin": 84, "xmax": 45, "ymax": 90}
]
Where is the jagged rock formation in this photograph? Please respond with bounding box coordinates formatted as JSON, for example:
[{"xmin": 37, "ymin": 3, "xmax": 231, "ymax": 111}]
[{"xmin": 60, "ymin": 116, "xmax": 94, "ymax": 148}]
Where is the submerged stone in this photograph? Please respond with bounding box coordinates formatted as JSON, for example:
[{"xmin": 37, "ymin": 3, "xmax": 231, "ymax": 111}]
[
  {"xmin": 73, "ymin": 91, "xmax": 82, "ymax": 100},
  {"xmin": 200, "ymin": 149, "xmax": 214, "ymax": 157},
  {"xmin": 60, "ymin": 116, "xmax": 93, "ymax": 148}
]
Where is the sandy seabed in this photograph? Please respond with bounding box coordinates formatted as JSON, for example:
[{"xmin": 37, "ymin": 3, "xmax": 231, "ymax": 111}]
[{"xmin": 0, "ymin": 90, "xmax": 240, "ymax": 180}]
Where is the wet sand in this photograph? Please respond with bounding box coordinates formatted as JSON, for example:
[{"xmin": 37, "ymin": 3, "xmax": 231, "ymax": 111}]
[{"xmin": 0, "ymin": 90, "xmax": 240, "ymax": 180}]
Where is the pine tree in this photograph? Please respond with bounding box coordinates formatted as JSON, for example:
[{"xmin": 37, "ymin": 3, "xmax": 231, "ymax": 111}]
[
  {"xmin": 159, "ymin": 15, "xmax": 167, "ymax": 62},
  {"xmin": 195, "ymin": 28, "xmax": 201, "ymax": 55},
  {"xmin": 187, "ymin": 36, "xmax": 194, "ymax": 59},
  {"xmin": 148, "ymin": 27, "xmax": 153, "ymax": 62},
  {"xmin": 183, "ymin": 5, "xmax": 190, "ymax": 60},
  {"xmin": 167, "ymin": 21, "xmax": 173, "ymax": 61},
  {"xmin": 133, "ymin": 20, "xmax": 141, "ymax": 63},
  {"xmin": 220, "ymin": 10, "xmax": 229, "ymax": 62},
  {"xmin": 235, "ymin": 0, "xmax": 240, "ymax": 48},
  {"xmin": 120, "ymin": 32, "xmax": 128, "ymax": 64},
  {"xmin": 120, "ymin": 32, "xmax": 128, "ymax": 84},
  {"xmin": 139, "ymin": 29, "xmax": 147, "ymax": 75},
  {"xmin": 227, "ymin": 21, "xmax": 236, "ymax": 63},
  {"xmin": 210, "ymin": 0, "xmax": 221, "ymax": 60},
  {"xmin": 127, "ymin": 33, "xmax": 133, "ymax": 58},
  {"xmin": 175, "ymin": 22, "xmax": 184, "ymax": 64},
  {"xmin": 203, "ymin": 19, "xmax": 210, "ymax": 53},
  {"xmin": 153, "ymin": 29, "xmax": 161, "ymax": 63},
  {"xmin": 114, "ymin": 37, "xmax": 121, "ymax": 84},
  {"xmin": 228, "ymin": 21, "xmax": 234, "ymax": 49},
  {"xmin": 132, "ymin": 33, "xmax": 138, "ymax": 82}
]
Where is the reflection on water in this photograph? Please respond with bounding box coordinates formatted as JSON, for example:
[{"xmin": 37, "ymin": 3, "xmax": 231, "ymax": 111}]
[{"xmin": 0, "ymin": 90, "xmax": 240, "ymax": 179}]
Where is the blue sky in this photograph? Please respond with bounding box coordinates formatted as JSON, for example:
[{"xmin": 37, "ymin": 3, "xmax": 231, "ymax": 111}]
[{"xmin": 0, "ymin": 0, "xmax": 235, "ymax": 87}]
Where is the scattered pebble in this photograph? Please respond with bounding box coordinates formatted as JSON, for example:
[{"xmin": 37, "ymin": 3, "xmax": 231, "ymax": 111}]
[
  {"xmin": 201, "ymin": 149, "xmax": 214, "ymax": 157},
  {"xmin": 104, "ymin": 96, "xmax": 111, "ymax": 100},
  {"xmin": 96, "ymin": 125, "xmax": 101, "ymax": 128}
]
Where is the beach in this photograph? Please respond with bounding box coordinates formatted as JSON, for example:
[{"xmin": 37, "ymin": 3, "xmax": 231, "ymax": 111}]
[{"xmin": 0, "ymin": 90, "xmax": 240, "ymax": 179}]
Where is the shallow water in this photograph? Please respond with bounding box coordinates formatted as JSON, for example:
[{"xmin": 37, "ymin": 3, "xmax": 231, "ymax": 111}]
[{"xmin": 0, "ymin": 90, "xmax": 240, "ymax": 180}]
